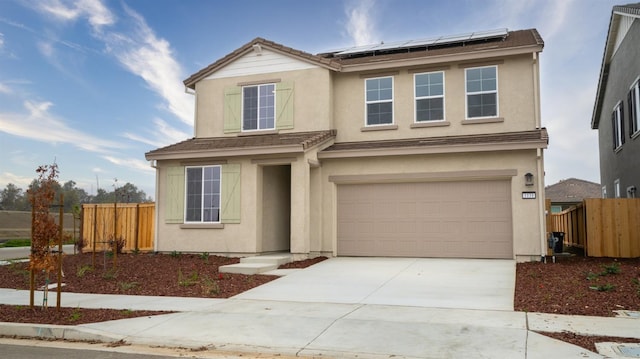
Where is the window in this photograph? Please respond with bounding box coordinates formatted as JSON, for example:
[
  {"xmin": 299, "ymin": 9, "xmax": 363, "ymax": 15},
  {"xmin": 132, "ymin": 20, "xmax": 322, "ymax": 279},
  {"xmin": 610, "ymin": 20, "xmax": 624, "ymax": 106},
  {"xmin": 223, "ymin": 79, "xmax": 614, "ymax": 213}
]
[
  {"xmin": 612, "ymin": 102, "xmax": 625, "ymax": 150},
  {"xmin": 365, "ymin": 77, "xmax": 393, "ymax": 125},
  {"xmin": 614, "ymin": 179, "xmax": 621, "ymax": 198},
  {"xmin": 185, "ymin": 166, "xmax": 221, "ymax": 223},
  {"xmin": 466, "ymin": 66, "xmax": 498, "ymax": 118},
  {"xmin": 601, "ymin": 186, "xmax": 607, "ymax": 198},
  {"xmin": 243, "ymin": 83, "xmax": 275, "ymax": 131},
  {"xmin": 629, "ymin": 79, "xmax": 640, "ymax": 136},
  {"xmin": 415, "ymin": 72, "xmax": 444, "ymax": 122}
]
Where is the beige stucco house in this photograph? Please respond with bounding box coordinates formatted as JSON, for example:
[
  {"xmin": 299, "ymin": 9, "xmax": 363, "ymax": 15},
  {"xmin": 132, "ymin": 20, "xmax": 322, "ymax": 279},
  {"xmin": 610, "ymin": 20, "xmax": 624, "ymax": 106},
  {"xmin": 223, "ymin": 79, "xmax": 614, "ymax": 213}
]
[{"xmin": 146, "ymin": 29, "xmax": 548, "ymax": 262}]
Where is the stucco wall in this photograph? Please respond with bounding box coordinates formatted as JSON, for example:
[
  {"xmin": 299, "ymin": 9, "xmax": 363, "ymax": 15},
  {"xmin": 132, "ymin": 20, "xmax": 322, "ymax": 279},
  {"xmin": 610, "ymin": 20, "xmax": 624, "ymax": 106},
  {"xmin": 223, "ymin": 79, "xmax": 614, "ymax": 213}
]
[
  {"xmin": 194, "ymin": 67, "xmax": 333, "ymax": 137},
  {"xmin": 597, "ymin": 19, "xmax": 640, "ymax": 197},
  {"xmin": 155, "ymin": 158, "xmax": 259, "ymax": 254},
  {"xmin": 332, "ymin": 54, "xmax": 537, "ymax": 143}
]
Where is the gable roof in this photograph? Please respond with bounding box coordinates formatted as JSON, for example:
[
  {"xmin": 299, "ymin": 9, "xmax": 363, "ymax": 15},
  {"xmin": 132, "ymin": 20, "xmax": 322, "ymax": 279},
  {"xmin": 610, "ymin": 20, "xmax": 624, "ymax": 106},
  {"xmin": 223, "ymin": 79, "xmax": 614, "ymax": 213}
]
[
  {"xmin": 184, "ymin": 29, "xmax": 544, "ymax": 89},
  {"xmin": 545, "ymin": 178, "xmax": 602, "ymax": 203},
  {"xmin": 183, "ymin": 38, "xmax": 341, "ymax": 89},
  {"xmin": 591, "ymin": 3, "xmax": 640, "ymax": 129},
  {"xmin": 145, "ymin": 130, "xmax": 336, "ymax": 160}
]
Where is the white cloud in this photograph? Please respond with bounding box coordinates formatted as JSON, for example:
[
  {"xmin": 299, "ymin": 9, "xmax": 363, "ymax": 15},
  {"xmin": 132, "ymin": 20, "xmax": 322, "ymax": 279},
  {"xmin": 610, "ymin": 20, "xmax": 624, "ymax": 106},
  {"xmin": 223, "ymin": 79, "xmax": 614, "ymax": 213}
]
[
  {"xmin": 36, "ymin": 0, "xmax": 115, "ymax": 29},
  {"xmin": 37, "ymin": 41, "xmax": 54, "ymax": 58},
  {"xmin": 0, "ymin": 32, "xmax": 4, "ymax": 49},
  {"xmin": 345, "ymin": 0, "xmax": 377, "ymax": 46},
  {"xmin": 123, "ymin": 118, "xmax": 190, "ymax": 148},
  {"xmin": 102, "ymin": 156, "xmax": 154, "ymax": 173},
  {"xmin": 35, "ymin": 1, "xmax": 194, "ymax": 127},
  {"xmin": 0, "ymin": 83, "xmax": 11, "ymax": 94},
  {"xmin": 97, "ymin": 5, "xmax": 193, "ymax": 125},
  {"xmin": 0, "ymin": 100, "xmax": 122, "ymax": 154},
  {"xmin": 0, "ymin": 172, "xmax": 33, "ymax": 189}
]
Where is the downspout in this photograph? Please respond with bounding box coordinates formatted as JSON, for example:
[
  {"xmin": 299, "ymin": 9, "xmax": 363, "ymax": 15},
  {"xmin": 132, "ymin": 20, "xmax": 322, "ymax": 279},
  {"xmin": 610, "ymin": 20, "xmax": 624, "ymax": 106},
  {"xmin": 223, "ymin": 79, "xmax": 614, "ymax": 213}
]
[
  {"xmin": 150, "ymin": 160, "xmax": 159, "ymax": 252},
  {"xmin": 537, "ymin": 148, "xmax": 546, "ymax": 262},
  {"xmin": 533, "ymin": 51, "xmax": 546, "ymax": 260}
]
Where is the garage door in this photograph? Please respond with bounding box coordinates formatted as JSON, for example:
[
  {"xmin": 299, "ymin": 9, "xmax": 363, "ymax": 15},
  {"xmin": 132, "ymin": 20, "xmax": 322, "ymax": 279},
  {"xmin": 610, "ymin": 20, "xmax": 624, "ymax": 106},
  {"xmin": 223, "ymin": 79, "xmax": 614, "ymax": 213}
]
[{"xmin": 337, "ymin": 180, "xmax": 512, "ymax": 259}]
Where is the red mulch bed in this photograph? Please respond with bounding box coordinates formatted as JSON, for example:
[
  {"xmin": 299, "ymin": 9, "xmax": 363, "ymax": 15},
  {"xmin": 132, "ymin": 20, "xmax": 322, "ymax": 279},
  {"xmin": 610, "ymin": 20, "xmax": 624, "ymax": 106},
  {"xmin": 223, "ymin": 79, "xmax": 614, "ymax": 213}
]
[
  {"xmin": 0, "ymin": 304, "xmax": 170, "ymax": 325},
  {"xmin": 516, "ymin": 254, "xmax": 640, "ymax": 353}
]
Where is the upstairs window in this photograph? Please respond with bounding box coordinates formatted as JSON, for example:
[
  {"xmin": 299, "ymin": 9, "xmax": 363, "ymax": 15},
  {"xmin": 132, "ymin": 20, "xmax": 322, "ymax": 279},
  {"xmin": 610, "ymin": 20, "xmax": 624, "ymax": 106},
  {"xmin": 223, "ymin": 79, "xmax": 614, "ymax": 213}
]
[
  {"xmin": 612, "ymin": 101, "xmax": 625, "ymax": 150},
  {"xmin": 415, "ymin": 72, "xmax": 445, "ymax": 122},
  {"xmin": 466, "ymin": 66, "xmax": 498, "ymax": 119},
  {"xmin": 365, "ymin": 77, "xmax": 393, "ymax": 126},
  {"xmin": 614, "ymin": 179, "xmax": 621, "ymax": 198},
  {"xmin": 629, "ymin": 79, "xmax": 640, "ymax": 137},
  {"xmin": 185, "ymin": 166, "xmax": 221, "ymax": 223},
  {"xmin": 243, "ymin": 83, "xmax": 275, "ymax": 131}
]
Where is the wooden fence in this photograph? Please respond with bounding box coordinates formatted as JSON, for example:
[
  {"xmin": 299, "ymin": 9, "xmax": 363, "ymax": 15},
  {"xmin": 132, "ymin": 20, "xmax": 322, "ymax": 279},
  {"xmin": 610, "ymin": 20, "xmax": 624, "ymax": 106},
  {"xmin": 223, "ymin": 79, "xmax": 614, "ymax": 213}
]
[
  {"xmin": 81, "ymin": 203, "xmax": 155, "ymax": 252},
  {"xmin": 549, "ymin": 198, "xmax": 640, "ymax": 258}
]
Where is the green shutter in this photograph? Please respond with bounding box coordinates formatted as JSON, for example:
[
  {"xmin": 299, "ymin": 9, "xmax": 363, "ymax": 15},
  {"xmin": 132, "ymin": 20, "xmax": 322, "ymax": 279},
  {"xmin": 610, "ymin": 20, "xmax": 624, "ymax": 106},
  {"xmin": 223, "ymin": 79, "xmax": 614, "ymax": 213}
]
[
  {"xmin": 224, "ymin": 86, "xmax": 242, "ymax": 133},
  {"xmin": 165, "ymin": 166, "xmax": 185, "ymax": 223},
  {"xmin": 275, "ymin": 82, "xmax": 294, "ymax": 130},
  {"xmin": 221, "ymin": 163, "xmax": 241, "ymax": 223}
]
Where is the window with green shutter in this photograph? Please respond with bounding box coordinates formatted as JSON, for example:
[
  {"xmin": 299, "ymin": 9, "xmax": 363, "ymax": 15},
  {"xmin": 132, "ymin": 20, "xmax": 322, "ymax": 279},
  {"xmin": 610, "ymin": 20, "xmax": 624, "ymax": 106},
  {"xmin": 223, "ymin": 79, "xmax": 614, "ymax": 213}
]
[
  {"xmin": 164, "ymin": 164, "xmax": 242, "ymax": 225},
  {"xmin": 224, "ymin": 82, "xmax": 294, "ymax": 133}
]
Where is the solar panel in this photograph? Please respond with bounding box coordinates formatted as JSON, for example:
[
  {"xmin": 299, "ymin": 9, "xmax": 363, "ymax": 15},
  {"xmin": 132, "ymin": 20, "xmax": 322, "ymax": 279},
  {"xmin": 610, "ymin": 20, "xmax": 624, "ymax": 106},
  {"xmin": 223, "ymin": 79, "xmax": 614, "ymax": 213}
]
[{"xmin": 325, "ymin": 28, "xmax": 509, "ymax": 57}]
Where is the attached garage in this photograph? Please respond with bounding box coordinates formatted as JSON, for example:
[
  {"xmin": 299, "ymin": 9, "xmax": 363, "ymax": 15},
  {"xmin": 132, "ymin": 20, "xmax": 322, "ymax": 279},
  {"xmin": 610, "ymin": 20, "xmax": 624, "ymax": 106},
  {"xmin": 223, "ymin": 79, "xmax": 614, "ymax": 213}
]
[{"xmin": 337, "ymin": 180, "xmax": 513, "ymax": 259}]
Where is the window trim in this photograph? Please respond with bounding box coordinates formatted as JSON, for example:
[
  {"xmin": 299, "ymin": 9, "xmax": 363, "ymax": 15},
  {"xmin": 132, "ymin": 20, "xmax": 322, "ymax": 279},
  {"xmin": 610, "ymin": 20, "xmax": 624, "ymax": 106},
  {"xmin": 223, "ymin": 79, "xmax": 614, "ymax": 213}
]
[
  {"xmin": 465, "ymin": 65, "xmax": 499, "ymax": 120},
  {"xmin": 414, "ymin": 71, "xmax": 445, "ymax": 123},
  {"xmin": 602, "ymin": 186, "xmax": 607, "ymax": 199},
  {"xmin": 629, "ymin": 77, "xmax": 640, "ymax": 138},
  {"xmin": 364, "ymin": 76, "xmax": 394, "ymax": 127},
  {"xmin": 614, "ymin": 179, "xmax": 621, "ymax": 198},
  {"xmin": 241, "ymin": 83, "xmax": 276, "ymax": 132},
  {"xmin": 612, "ymin": 101, "xmax": 624, "ymax": 151},
  {"xmin": 184, "ymin": 165, "xmax": 222, "ymax": 224}
]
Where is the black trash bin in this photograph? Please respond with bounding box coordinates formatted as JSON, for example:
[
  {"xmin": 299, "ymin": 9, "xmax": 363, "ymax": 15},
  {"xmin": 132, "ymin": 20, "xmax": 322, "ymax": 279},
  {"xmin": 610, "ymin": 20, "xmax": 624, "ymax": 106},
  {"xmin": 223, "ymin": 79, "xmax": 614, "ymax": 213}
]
[{"xmin": 551, "ymin": 232, "xmax": 564, "ymax": 253}]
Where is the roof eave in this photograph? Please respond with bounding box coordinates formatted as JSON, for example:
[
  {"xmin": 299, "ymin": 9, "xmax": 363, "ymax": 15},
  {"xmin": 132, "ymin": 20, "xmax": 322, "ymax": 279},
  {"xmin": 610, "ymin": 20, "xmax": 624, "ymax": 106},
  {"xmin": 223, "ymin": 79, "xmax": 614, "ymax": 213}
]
[
  {"xmin": 146, "ymin": 144, "xmax": 305, "ymax": 161},
  {"xmin": 317, "ymin": 140, "xmax": 548, "ymax": 160},
  {"xmin": 591, "ymin": 10, "xmax": 620, "ymax": 130}
]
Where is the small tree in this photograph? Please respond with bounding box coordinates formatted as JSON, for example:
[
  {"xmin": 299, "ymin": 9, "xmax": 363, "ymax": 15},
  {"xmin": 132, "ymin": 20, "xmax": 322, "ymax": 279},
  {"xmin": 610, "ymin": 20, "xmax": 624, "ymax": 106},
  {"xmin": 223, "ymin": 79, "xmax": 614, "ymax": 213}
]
[{"xmin": 28, "ymin": 163, "xmax": 61, "ymax": 309}]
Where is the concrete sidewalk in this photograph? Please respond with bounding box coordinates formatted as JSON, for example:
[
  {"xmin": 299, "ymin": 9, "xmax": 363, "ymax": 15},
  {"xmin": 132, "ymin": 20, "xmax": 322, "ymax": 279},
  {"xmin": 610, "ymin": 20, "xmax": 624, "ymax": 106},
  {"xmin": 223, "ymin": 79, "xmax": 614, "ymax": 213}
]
[
  {"xmin": 1, "ymin": 288, "xmax": 638, "ymax": 358},
  {"xmin": 0, "ymin": 244, "xmax": 75, "ymax": 261}
]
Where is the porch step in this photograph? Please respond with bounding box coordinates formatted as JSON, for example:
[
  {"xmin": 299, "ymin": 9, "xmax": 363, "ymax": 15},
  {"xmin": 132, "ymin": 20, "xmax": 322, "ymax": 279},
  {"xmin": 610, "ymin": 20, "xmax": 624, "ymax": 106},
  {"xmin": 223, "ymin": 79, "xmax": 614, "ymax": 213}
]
[
  {"xmin": 219, "ymin": 253, "xmax": 294, "ymax": 275},
  {"xmin": 240, "ymin": 254, "xmax": 293, "ymax": 266},
  {"xmin": 219, "ymin": 263, "xmax": 278, "ymax": 275}
]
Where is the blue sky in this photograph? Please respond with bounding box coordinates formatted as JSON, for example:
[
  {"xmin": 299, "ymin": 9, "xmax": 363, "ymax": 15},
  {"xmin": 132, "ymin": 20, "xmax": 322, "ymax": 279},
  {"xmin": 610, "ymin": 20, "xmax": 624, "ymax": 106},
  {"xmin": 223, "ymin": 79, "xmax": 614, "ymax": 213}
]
[{"xmin": 0, "ymin": 0, "xmax": 620, "ymax": 198}]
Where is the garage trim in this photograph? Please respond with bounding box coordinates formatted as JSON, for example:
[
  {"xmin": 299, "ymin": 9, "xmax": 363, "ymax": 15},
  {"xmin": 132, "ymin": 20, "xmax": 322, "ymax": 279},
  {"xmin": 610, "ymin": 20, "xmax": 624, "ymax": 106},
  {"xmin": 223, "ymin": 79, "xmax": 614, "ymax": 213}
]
[{"xmin": 329, "ymin": 169, "xmax": 517, "ymax": 184}]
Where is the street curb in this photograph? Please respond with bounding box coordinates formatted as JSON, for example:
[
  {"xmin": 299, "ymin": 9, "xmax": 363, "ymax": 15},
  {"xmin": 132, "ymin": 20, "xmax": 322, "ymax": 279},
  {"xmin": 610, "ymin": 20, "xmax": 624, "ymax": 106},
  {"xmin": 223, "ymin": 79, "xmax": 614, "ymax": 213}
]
[{"xmin": 0, "ymin": 322, "xmax": 125, "ymax": 343}]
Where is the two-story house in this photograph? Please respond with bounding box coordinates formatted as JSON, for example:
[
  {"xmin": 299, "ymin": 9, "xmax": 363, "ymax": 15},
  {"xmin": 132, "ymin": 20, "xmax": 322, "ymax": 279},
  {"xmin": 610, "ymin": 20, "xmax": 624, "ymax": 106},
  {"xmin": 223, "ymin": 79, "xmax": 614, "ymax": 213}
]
[
  {"xmin": 592, "ymin": 3, "xmax": 640, "ymax": 198},
  {"xmin": 146, "ymin": 28, "xmax": 548, "ymax": 262}
]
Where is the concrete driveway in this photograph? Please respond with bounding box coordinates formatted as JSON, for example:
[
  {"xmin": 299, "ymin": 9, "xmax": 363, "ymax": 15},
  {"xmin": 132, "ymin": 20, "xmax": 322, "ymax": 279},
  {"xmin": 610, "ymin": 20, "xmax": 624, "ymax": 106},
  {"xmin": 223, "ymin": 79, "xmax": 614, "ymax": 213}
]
[{"xmin": 235, "ymin": 257, "xmax": 516, "ymax": 311}]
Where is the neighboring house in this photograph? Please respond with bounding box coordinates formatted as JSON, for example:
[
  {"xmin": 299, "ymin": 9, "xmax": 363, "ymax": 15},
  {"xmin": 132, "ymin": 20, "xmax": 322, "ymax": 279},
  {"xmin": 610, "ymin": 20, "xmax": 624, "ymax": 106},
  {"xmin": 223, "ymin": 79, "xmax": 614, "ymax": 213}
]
[
  {"xmin": 545, "ymin": 178, "xmax": 602, "ymax": 213},
  {"xmin": 146, "ymin": 28, "xmax": 548, "ymax": 261},
  {"xmin": 592, "ymin": 3, "xmax": 640, "ymax": 199}
]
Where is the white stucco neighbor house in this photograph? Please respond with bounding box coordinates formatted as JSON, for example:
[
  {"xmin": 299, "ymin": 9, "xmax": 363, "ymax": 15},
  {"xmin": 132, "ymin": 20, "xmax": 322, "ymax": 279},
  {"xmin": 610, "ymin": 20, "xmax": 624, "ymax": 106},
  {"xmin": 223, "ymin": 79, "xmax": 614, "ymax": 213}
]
[{"xmin": 145, "ymin": 28, "xmax": 548, "ymax": 262}]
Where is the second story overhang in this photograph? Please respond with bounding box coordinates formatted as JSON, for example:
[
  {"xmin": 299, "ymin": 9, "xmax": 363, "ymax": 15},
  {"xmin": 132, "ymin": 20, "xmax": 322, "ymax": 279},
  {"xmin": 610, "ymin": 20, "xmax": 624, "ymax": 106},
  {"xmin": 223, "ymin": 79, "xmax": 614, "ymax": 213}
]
[{"xmin": 317, "ymin": 129, "xmax": 548, "ymax": 160}]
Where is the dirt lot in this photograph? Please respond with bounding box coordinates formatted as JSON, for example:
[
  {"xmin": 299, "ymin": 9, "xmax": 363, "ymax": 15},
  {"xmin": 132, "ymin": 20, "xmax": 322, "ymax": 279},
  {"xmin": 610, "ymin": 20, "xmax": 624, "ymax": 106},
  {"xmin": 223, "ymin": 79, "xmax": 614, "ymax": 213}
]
[{"xmin": 0, "ymin": 252, "xmax": 638, "ymax": 353}]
